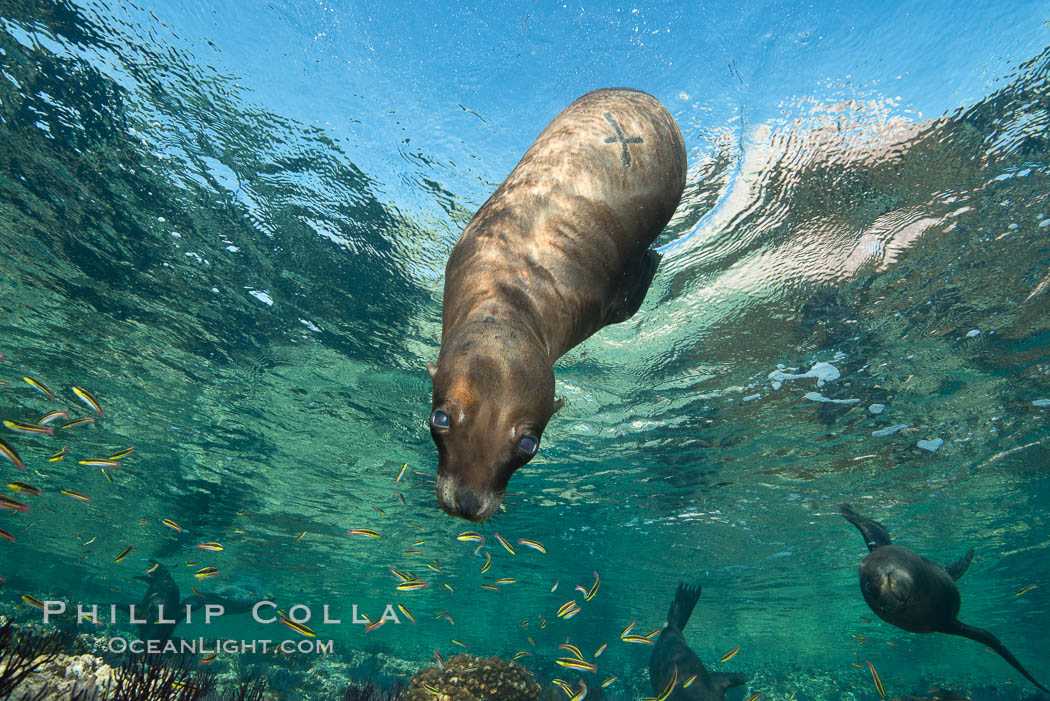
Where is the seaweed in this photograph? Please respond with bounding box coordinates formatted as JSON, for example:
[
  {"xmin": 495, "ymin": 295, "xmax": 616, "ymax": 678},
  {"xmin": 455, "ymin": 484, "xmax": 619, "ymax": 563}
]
[
  {"xmin": 106, "ymin": 653, "xmax": 215, "ymax": 701},
  {"xmin": 342, "ymin": 678, "xmax": 406, "ymax": 701},
  {"xmin": 0, "ymin": 620, "xmax": 63, "ymax": 698},
  {"xmin": 221, "ymin": 671, "xmax": 267, "ymax": 701}
]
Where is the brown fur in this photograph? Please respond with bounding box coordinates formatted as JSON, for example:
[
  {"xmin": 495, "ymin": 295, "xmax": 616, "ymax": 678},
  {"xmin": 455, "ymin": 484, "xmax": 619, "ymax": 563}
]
[{"xmin": 429, "ymin": 88, "xmax": 686, "ymax": 521}]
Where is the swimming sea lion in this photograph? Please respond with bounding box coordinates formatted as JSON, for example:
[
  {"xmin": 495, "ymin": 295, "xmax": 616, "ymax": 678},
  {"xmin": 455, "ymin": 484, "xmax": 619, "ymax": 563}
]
[
  {"xmin": 840, "ymin": 504, "xmax": 1047, "ymax": 692},
  {"xmin": 650, "ymin": 583, "xmax": 748, "ymax": 700},
  {"xmin": 428, "ymin": 88, "xmax": 687, "ymax": 521},
  {"xmin": 133, "ymin": 561, "xmax": 181, "ymax": 645}
]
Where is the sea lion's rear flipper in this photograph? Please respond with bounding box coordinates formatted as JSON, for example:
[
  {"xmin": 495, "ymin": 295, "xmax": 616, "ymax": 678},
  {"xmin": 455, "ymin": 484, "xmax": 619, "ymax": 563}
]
[
  {"xmin": 666, "ymin": 582, "xmax": 701, "ymax": 631},
  {"xmin": 839, "ymin": 503, "xmax": 892, "ymax": 551},
  {"xmin": 947, "ymin": 620, "xmax": 1048, "ymax": 692},
  {"xmin": 944, "ymin": 548, "xmax": 974, "ymax": 581},
  {"xmin": 710, "ymin": 672, "xmax": 748, "ymax": 694},
  {"xmin": 605, "ymin": 249, "xmax": 661, "ymax": 325}
]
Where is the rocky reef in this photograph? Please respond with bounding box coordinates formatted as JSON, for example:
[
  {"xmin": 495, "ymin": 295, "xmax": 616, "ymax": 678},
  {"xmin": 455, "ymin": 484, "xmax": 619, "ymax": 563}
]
[{"xmin": 401, "ymin": 653, "xmax": 540, "ymax": 701}]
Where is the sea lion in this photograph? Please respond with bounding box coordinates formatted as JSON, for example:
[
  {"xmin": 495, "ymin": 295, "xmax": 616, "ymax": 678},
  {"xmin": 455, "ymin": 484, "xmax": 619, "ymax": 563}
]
[
  {"xmin": 650, "ymin": 583, "xmax": 748, "ymax": 701},
  {"xmin": 133, "ymin": 561, "xmax": 181, "ymax": 645},
  {"xmin": 428, "ymin": 88, "xmax": 687, "ymax": 521},
  {"xmin": 840, "ymin": 504, "xmax": 1047, "ymax": 692}
]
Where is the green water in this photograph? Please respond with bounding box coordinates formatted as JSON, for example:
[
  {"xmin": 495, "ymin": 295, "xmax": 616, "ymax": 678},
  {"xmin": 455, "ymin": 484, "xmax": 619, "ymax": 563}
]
[{"xmin": 1, "ymin": 1, "xmax": 1049, "ymax": 700}]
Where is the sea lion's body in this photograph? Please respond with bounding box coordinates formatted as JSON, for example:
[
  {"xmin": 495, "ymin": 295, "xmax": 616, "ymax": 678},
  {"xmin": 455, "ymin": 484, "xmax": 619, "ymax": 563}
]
[
  {"xmin": 840, "ymin": 504, "xmax": 1047, "ymax": 692},
  {"xmin": 429, "ymin": 88, "xmax": 686, "ymax": 521},
  {"xmin": 650, "ymin": 583, "xmax": 747, "ymax": 701},
  {"xmin": 134, "ymin": 562, "xmax": 181, "ymax": 645}
]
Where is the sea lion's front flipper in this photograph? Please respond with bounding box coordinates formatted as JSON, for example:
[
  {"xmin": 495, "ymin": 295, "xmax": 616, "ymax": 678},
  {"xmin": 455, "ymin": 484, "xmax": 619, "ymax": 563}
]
[
  {"xmin": 839, "ymin": 503, "xmax": 892, "ymax": 551},
  {"xmin": 710, "ymin": 671, "xmax": 748, "ymax": 696},
  {"xmin": 947, "ymin": 620, "xmax": 1048, "ymax": 692},
  {"xmin": 605, "ymin": 249, "xmax": 661, "ymax": 326},
  {"xmin": 666, "ymin": 582, "xmax": 701, "ymax": 631},
  {"xmin": 944, "ymin": 548, "xmax": 974, "ymax": 581}
]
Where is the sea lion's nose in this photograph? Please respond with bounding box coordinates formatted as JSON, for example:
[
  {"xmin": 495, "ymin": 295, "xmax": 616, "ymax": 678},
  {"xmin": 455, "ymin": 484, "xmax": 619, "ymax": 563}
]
[{"xmin": 453, "ymin": 487, "xmax": 485, "ymax": 522}]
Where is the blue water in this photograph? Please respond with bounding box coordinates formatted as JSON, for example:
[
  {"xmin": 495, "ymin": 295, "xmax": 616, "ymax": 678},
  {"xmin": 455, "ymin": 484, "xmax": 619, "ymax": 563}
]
[{"xmin": 1, "ymin": 1, "xmax": 1049, "ymax": 699}]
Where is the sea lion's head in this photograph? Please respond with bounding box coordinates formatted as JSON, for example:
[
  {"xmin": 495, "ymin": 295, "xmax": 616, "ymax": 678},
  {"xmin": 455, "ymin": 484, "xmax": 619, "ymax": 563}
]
[
  {"xmin": 860, "ymin": 550, "xmax": 917, "ymax": 614},
  {"xmin": 427, "ymin": 329, "xmax": 561, "ymax": 522}
]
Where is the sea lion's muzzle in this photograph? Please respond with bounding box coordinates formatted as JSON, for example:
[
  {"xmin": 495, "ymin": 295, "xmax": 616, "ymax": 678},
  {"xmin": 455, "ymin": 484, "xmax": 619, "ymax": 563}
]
[{"xmin": 436, "ymin": 472, "xmax": 501, "ymax": 522}]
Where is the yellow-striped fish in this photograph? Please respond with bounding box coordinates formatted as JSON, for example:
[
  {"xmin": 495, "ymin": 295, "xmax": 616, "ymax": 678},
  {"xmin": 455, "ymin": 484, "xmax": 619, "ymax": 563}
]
[
  {"xmin": 23, "ymin": 377, "xmax": 54, "ymax": 400},
  {"xmin": 481, "ymin": 552, "xmax": 492, "ymax": 574},
  {"xmin": 403, "ymin": 549, "xmax": 423, "ymax": 555},
  {"xmin": 0, "ymin": 526, "xmax": 15, "ymax": 542},
  {"xmin": 653, "ymin": 665, "xmax": 678, "ymax": 701},
  {"xmin": 558, "ymin": 643, "xmax": 584, "ymax": 660},
  {"xmin": 195, "ymin": 567, "xmax": 219, "ymax": 580},
  {"xmin": 348, "ymin": 528, "xmax": 379, "ymax": 538},
  {"xmin": 512, "ymin": 651, "xmax": 530, "ymax": 661},
  {"xmin": 61, "ymin": 489, "xmax": 91, "ymax": 503},
  {"xmin": 720, "ymin": 646, "xmax": 740, "ymax": 662},
  {"xmin": 372, "ymin": 504, "xmax": 385, "ymax": 515},
  {"xmin": 390, "ymin": 568, "xmax": 413, "ymax": 582},
  {"xmin": 397, "ymin": 604, "xmax": 415, "ymax": 623},
  {"xmin": 396, "ymin": 581, "xmax": 428, "ymax": 591},
  {"xmin": 72, "ymin": 387, "xmax": 104, "ymax": 417},
  {"xmin": 683, "ymin": 674, "xmax": 697, "ymax": 688},
  {"xmin": 294, "ymin": 531, "xmax": 306, "ymax": 542},
  {"xmin": 146, "ymin": 563, "xmax": 159, "ymax": 574},
  {"xmin": 365, "ymin": 619, "xmax": 385, "ymax": 633},
  {"xmin": 0, "ymin": 437, "xmax": 26, "ymax": 472},
  {"xmin": 594, "ymin": 643, "xmax": 607, "ymax": 658},
  {"xmin": 0, "ymin": 494, "xmax": 29, "ymax": 513},
  {"xmin": 100, "ymin": 467, "xmax": 113, "ymax": 483},
  {"xmin": 199, "ymin": 653, "xmax": 217, "ymax": 666},
  {"xmin": 865, "ymin": 660, "xmax": 887, "ymax": 699},
  {"xmin": 493, "ymin": 532, "xmax": 515, "ymax": 554},
  {"xmin": 48, "ymin": 445, "xmax": 68, "ymax": 462},
  {"xmin": 395, "ymin": 490, "xmax": 406, "ymax": 506},
  {"xmin": 457, "ymin": 531, "xmax": 483, "ymax": 542},
  {"xmin": 35, "ymin": 411, "xmax": 68, "ymax": 426},
  {"xmin": 744, "ymin": 695, "xmax": 761, "ymax": 701},
  {"xmin": 517, "ymin": 538, "xmax": 546, "ymax": 554},
  {"xmin": 108, "ymin": 446, "xmax": 135, "ymax": 460},
  {"xmin": 78, "ymin": 459, "xmax": 120, "ymax": 467},
  {"xmin": 4, "ymin": 419, "xmax": 53, "ymax": 436},
  {"xmin": 451, "ymin": 639, "xmax": 467, "ymax": 649},
  {"xmin": 481, "ymin": 584, "xmax": 499, "ymax": 591},
  {"xmin": 551, "ymin": 578, "xmax": 559, "ymax": 593},
  {"xmin": 279, "ymin": 617, "xmax": 315, "ymax": 637},
  {"xmin": 22, "ymin": 594, "xmax": 46, "ymax": 610},
  {"xmin": 602, "ymin": 677, "xmax": 617, "ymax": 688},
  {"xmin": 621, "ymin": 634, "xmax": 656, "ymax": 645},
  {"xmin": 557, "ymin": 601, "xmax": 577, "ymax": 617},
  {"xmin": 586, "ymin": 571, "xmax": 600, "ymax": 601},
  {"xmin": 396, "ymin": 463, "xmax": 407, "ymax": 483},
  {"xmin": 1016, "ymin": 584, "xmax": 1038, "ymax": 596},
  {"xmin": 422, "ymin": 683, "xmax": 441, "ymax": 695},
  {"xmin": 162, "ymin": 519, "xmax": 182, "ymax": 533},
  {"xmin": 61, "ymin": 418, "xmax": 94, "ymax": 429},
  {"xmin": 196, "ymin": 542, "xmax": 223, "ymax": 551},
  {"xmin": 444, "ymin": 583, "xmax": 455, "ymax": 593},
  {"xmin": 495, "ymin": 577, "xmax": 516, "ymax": 585},
  {"xmin": 621, "ymin": 620, "xmax": 636, "ymax": 638},
  {"xmin": 7, "ymin": 481, "xmax": 40, "ymax": 497},
  {"xmin": 556, "ymin": 658, "xmax": 597, "ymax": 673},
  {"xmin": 427, "ymin": 563, "xmax": 442, "ymax": 573},
  {"xmin": 114, "ymin": 545, "xmax": 133, "ymax": 563}
]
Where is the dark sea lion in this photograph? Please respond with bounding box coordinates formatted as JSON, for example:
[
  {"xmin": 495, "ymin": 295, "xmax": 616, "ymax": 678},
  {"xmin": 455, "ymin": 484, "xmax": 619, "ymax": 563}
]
[
  {"xmin": 650, "ymin": 583, "xmax": 748, "ymax": 700},
  {"xmin": 840, "ymin": 504, "xmax": 1047, "ymax": 692},
  {"xmin": 428, "ymin": 88, "xmax": 687, "ymax": 521},
  {"xmin": 133, "ymin": 561, "xmax": 181, "ymax": 645}
]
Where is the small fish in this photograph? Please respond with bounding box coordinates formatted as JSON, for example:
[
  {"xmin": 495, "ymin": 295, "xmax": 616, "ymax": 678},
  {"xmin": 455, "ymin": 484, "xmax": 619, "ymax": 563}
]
[
  {"xmin": 0, "ymin": 495, "xmax": 30, "ymax": 513},
  {"xmin": 279, "ymin": 617, "xmax": 315, "ymax": 637},
  {"xmin": 108, "ymin": 447, "xmax": 135, "ymax": 460},
  {"xmin": 22, "ymin": 594, "xmax": 46, "ymax": 610},
  {"xmin": 403, "ymin": 549, "xmax": 424, "ymax": 555},
  {"xmin": 422, "ymin": 683, "xmax": 441, "ymax": 695},
  {"xmin": 81, "ymin": 536, "xmax": 96, "ymax": 546},
  {"xmin": 199, "ymin": 653, "xmax": 217, "ymax": 666},
  {"xmin": 348, "ymin": 528, "xmax": 379, "ymax": 538},
  {"xmin": 885, "ymin": 641, "xmax": 898, "ymax": 647},
  {"xmin": 411, "ymin": 540, "xmax": 425, "ymax": 547},
  {"xmin": 559, "ymin": 643, "xmax": 584, "ymax": 660},
  {"xmin": 444, "ymin": 583, "xmax": 455, "ymax": 593},
  {"xmin": 138, "ymin": 519, "xmax": 149, "ymax": 525},
  {"xmin": 527, "ymin": 636, "xmax": 535, "ymax": 646},
  {"xmin": 557, "ymin": 601, "xmax": 578, "ymax": 617},
  {"xmin": 195, "ymin": 567, "xmax": 219, "ymax": 580},
  {"xmin": 553, "ymin": 680, "xmax": 572, "ymax": 694},
  {"xmin": 371, "ymin": 504, "xmax": 385, "ymax": 515},
  {"xmin": 621, "ymin": 620, "xmax": 636, "ymax": 638},
  {"xmin": 196, "ymin": 542, "xmax": 223, "ymax": 551},
  {"xmin": 744, "ymin": 695, "xmax": 761, "ymax": 701},
  {"xmin": 433, "ymin": 610, "xmax": 448, "ymax": 619},
  {"xmin": 61, "ymin": 418, "xmax": 94, "ymax": 429},
  {"xmin": 0, "ymin": 526, "xmax": 15, "ymax": 542},
  {"xmin": 594, "ymin": 643, "xmax": 607, "ymax": 658},
  {"xmin": 186, "ymin": 561, "xmax": 200, "ymax": 567},
  {"xmin": 48, "ymin": 445, "xmax": 68, "ymax": 462},
  {"xmin": 6, "ymin": 481, "xmax": 40, "ymax": 497},
  {"xmin": 365, "ymin": 619, "xmax": 385, "ymax": 633},
  {"xmin": 442, "ymin": 614, "xmax": 454, "ymax": 625},
  {"xmin": 36, "ymin": 411, "xmax": 69, "ymax": 426},
  {"xmin": 456, "ymin": 531, "xmax": 483, "ymax": 542},
  {"xmin": 146, "ymin": 563, "xmax": 159, "ymax": 574},
  {"xmin": 427, "ymin": 563, "xmax": 442, "ymax": 573},
  {"xmin": 481, "ymin": 583, "xmax": 499, "ymax": 591},
  {"xmin": 72, "ymin": 387, "xmax": 103, "ymax": 416},
  {"xmin": 23, "ymin": 377, "xmax": 54, "ymax": 400},
  {"xmin": 720, "ymin": 646, "xmax": 740, "ymax": 662},
  {"xmin": 851, "ymin": 662, "xmax": 864, "ymax": 669},
  {"xmin": 390, "ymin": 568, "xmax": 413, "ymax": 582},
  {"xmin": 294, "ymin": 531, "xmax": 306, "ymax": 542},
  {"xmin": 556, "ymin": 658, "xmax": 597, "ymax": 673},
  {"xmin": 586, "ymin": 571, "xmax": 600, "ymax": 601},
  {"xmin": 563, "ymin": 606, "xmax": 581, "ymax": 620},
  {"xmin": 4, "ymin": 419, "xmax": 54, "ymax": 437},
  {"xmin": 1016, "ymin": 584, "xmax": 1038, "ymax": 596},
  {"xmin": 395, "ymin": 491, "xmax": 406, "ymax": 506},
  {"xmin": 494, "ymin": 532, "xmax": 515, "ymax": 554},
  {"xmin": 114, "ymin": 546, "xmax": 133, "ymax": 562},
  {"xmin": 860, "ymin": 616, "xmax": 872, "ymax": 623},
  {"xmin": 78, "ymin": 459, "xmax": 120, "ymax": 468},
  {"xmin": 396, "ymin": 463, "xmax": 407, "ymax": 483},
  {"xmin": 0, "ymin": 439, "xmax": 26, "ymax": 475},
  {"xmin": 397, "ymin": 604, "xmax": 415, "ymax": 623},
  {"xmin": 478, "ymin": 552, "xmax": 493, "ymax": 575},
  {"xmin": 512, "ymin": 651, "xmax": 530, "ymax": 661},
  {"xmin": 865, "ymin": 660, "xmax": 887, "ymax": 699},
  {"xmin": 100, "ymin": 467, "xmax": 113, "ymax": 483},
  {"xmin": 602, "ymin": 677, "xmax": 617, "ymax": 688},
  {"xmin": 621, "ymin": 634, "xmax": 656, "ymax": 645},
  {"xmin": 61, "ymin": 489, "xmax": 91, "ymax": 503},
  {"xmin": 518, "ymin": 538, "xmax": 546, "ymax": 554},
  {"xmin": 162, "ymin": 519, "xmax": 182, "ymax": 533},
  {"xmin": 551, "ymin": 578, "xmax": 559, "ymax": 593},
  {"xmin": 495, "ymin": 577, "xmax": 516, "ymax": 585},
  {"xmin": 683, "ymin": 674, "xmax": 697, "ymax": 689},
  {"xmin": 396, "ymin": 581, "xmax": 428, "ymax": 591}
]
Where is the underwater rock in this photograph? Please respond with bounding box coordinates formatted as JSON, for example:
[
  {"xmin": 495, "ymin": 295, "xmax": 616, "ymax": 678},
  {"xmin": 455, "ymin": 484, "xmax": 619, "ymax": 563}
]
[
  {"xmin": 402, "ymin": 654, "xmax": 540, "ymax": 701},
  {"xmin": 5, "ymin": 652, "xmax": 117, "ymax": 700}
]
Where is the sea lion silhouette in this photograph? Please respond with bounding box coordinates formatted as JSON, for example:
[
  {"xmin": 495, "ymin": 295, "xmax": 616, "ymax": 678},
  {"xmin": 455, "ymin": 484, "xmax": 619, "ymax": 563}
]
[
  {"xmin": 428, "ymin": 88, "xmax": 687, "ymax": 521},
  {"xmin": 650, "ymin": 583, "xmax": 748, "ymax": 700},
  {"xmin": 840, "ymin": 504, "xmax": 1047, "ymax": 692}
]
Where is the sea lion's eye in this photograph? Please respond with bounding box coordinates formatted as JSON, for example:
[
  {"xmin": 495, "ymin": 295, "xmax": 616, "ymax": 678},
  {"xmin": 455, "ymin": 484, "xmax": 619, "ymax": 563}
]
[
  {"xmin": 430, "ymin": 410, "xmax": 450, "ymax": 430},
  {"xmin": 517, "ymin": 434, "xmax": 539, "ymax": 457}
]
